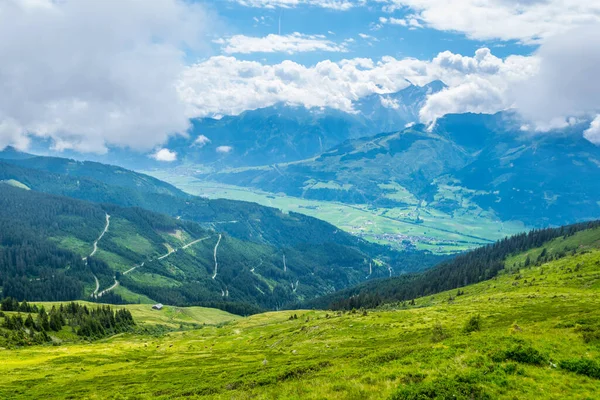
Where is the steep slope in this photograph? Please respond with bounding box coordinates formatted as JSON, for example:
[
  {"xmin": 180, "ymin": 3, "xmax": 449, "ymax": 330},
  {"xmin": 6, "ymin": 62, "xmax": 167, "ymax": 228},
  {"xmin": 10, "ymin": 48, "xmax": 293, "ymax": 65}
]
[{"xmin": 2, "ymin": 224, "xmax": 600, "ymax": 398}]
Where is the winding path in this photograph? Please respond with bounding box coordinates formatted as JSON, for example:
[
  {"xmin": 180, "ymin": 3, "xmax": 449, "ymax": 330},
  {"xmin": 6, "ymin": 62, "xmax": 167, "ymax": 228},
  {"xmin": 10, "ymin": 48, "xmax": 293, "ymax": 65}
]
[
  {"xmin": 366, "ymin": 261, "xmax": 373, "ymax": 279},
  {"xmin": 91, "ymin": 214, "xmax": 110, "ymax": 257},
  {"xmin": 97, "ymin": 235, "xmax": 213, "ymax": 297},
  {"xmin": 212, "ymin": 234, "xmax": 222, "ymax": 280},
  {"xmin": 85, "ymin": 213, "xmax": 110, "ymax": 297}
]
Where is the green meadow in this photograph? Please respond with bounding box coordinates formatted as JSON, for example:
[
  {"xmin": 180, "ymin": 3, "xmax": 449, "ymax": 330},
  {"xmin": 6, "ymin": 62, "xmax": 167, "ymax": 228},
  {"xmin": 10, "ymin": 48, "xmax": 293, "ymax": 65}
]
[{"xmin": 2, "ymin": 234, "xmax": 600, "ymax": 399}]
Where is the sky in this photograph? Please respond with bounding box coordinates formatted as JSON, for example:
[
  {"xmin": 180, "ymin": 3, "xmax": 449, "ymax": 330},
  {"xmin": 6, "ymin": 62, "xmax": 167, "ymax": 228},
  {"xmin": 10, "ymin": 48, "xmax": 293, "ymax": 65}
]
[{"xmin": 0, "ymin": 0, "xmax": 599, "ymax": 155}]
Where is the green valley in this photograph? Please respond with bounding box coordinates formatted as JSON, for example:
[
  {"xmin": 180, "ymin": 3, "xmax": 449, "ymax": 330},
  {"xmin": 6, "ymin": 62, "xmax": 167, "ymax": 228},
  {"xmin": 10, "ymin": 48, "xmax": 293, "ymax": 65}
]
[{"xmin": 145, "ymin": 174, "xmax": 525, "ymax": 254}]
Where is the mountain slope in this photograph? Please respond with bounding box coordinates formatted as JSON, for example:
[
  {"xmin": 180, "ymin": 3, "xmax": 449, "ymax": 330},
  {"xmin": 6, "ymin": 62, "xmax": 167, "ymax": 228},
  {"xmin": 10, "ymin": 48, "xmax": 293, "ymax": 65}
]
[
  {"xmin": 2, "ymin": 221, "xmax": 600, "ymax": 398},
  {"xmin": 0, "ymin": 184, "xmax": 398, "ymax": 312},
  {"xmin": 306, "ymin": 220, "xmax": 600, "ymax": 310},
  {"xmin": 0, "ymin": 157, "xmax": 444, "ymax": 310},
  {"xmin": 199, "ymin": 112, "xmax": 600, "ymax": 227}
]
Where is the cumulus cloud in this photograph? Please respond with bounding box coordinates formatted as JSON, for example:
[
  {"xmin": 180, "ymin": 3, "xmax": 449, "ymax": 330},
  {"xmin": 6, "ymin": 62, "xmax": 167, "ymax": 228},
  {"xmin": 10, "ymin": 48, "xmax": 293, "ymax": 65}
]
[
  {"xmin": 193, "ymin": 135, "xmax": 212, "ymax": 147},
  {"xmin": 216, "ymin": 146, "xmax": 234, "ymax": 154},
  {"xmin": 0, "ymin": 0, "xmax": 210, "ymax": 153},
  {"xmin": 179, "ymin": 48, "xmax": 536, "ymax": 123},
  {"xmin": 419, "ymin": 48, "xmax": 535, "ymax": 123},
  {"xmin": 511, "ymin": 25, "xmax": 600, "ymax": 130},
  {"xmin": 180, "ymin": 56, "xmax": 427, "ymax": 117},
  {"xmin": 151, "ymin": 148, "xmax": 178, "ymax": 162},
  {"xmin": 376, "ymin": 0, "xmax": 600, "ymax": 43},
  {"xmin": 584, "ymin": 116, "xmax": 600, "ymax": 146},
  {"xmin": 215, "ymin": 33, "xmax": 349, "ymax": 54}
]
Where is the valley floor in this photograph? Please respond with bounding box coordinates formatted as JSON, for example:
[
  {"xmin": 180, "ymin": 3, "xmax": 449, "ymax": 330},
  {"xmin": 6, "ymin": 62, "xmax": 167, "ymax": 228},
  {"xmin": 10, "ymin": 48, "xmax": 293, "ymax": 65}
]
[
  {"xmin": 143, "ymin": 174, "xmax": 526, "ymax": 255},
  {"xmin": 2, "ymin": 246, "xmax": 600, "ymax": 399}
]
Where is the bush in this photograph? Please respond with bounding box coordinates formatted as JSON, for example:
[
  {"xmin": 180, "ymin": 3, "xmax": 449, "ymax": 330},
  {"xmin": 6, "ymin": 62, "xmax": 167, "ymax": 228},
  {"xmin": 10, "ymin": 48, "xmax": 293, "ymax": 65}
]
[
  {"xmin": 463, "ymin": 315, "xmax": 481, "ymax": 333},
  {"xmin": 560, "ymin": 358, "xmax": 600, "ymax": 379},
  {"xmin": 498, "ymin": 343, "xmax": 547, "ymax": 365},
  {"xmin": 431, "ymin": 322, "xmax": 449, "ymax": 343},
  {"xmin": 582, "ymin": 330, "xmax": 600, "ymax": 344},
  {"xmin": 389, "ymin": 375, "xmax": 491, "ymax": 400}
]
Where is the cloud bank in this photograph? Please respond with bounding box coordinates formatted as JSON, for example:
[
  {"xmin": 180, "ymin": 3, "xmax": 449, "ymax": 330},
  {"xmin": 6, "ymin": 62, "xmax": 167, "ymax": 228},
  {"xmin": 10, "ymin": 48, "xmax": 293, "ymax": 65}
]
[{"xmin": 0, "ymin": 0, "xmax": 210, "ymax": 153}]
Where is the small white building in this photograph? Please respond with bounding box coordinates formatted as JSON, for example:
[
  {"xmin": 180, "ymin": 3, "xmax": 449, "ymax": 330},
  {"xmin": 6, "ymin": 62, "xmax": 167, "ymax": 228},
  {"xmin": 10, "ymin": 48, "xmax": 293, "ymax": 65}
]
[{"xmin": 152, "ymin": 303, "xmax": 164, "ymax": 310}]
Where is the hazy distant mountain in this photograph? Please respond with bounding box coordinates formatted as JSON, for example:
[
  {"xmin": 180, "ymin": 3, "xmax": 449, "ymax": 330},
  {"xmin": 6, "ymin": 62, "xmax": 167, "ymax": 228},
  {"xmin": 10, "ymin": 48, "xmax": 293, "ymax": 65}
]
[
  {"xmin": 10, "ymin": 81, "xmax": 445, "ymax": 171},
  {"xmin": 201, "ymin": 111, "xmax": 600, "ymax": 227},
  {"xmin": 172, "ymin": 80, "xmax": 446, "ymax": 168}
]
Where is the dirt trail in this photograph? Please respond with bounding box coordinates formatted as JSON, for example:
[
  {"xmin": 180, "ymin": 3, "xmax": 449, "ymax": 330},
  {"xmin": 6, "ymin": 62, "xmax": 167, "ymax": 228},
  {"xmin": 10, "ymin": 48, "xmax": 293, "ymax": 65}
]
[
  {"xmin": 98, "ymin": 235, "xmax": 212, "ymax": 296},
  {"xmin": 212, "ymin": 234, "xmax": 222, "ymax": 280},
  {"xmin": 90, "ymin": 214, "xmax": 110, "ymax": 257},
  {"xmin": 85, "ymin": 213, "xmax": 110, "ymax": 297}
]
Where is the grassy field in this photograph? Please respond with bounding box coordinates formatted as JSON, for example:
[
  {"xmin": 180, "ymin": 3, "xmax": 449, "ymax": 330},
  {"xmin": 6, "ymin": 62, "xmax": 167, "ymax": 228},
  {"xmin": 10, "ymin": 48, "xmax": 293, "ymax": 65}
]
[
  {"xmin": 144, "ymin": 173, "xmax": 526, "ymax": 254},
  {"xmin": 2, "ymin": 236, "xmax": 600, "ymax": 399}
]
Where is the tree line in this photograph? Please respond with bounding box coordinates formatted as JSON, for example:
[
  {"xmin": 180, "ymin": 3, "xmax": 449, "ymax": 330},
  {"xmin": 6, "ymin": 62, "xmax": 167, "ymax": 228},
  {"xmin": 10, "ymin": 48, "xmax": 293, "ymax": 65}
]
[
  {"xmin": 1, "ymin": 298, "xmax": 135, "ymax": 346},
  {"xmin": 304, "ymin": 220, "xmax": 600, "ymax": 310}
]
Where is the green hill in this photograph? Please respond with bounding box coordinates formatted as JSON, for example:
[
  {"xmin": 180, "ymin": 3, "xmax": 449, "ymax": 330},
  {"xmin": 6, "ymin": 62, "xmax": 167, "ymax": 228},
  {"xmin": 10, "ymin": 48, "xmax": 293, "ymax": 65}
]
[
  {"xmin": 0, "ymin": 154, "xmax": 442, "ymax": 269},
  {"xmin": 0, "ymin": 182, "xmax": 442, "ymax": 312},
  {"xmin": 1, "ymin": 222, "xmax": 600, "ymax": 398}
]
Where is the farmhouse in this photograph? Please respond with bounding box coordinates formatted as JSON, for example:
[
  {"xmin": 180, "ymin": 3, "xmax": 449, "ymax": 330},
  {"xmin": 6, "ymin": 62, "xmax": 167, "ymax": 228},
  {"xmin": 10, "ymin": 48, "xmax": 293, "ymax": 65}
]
[{"xmin": 152, "ymin": 303, "xmax": 164, "ymax": 310}]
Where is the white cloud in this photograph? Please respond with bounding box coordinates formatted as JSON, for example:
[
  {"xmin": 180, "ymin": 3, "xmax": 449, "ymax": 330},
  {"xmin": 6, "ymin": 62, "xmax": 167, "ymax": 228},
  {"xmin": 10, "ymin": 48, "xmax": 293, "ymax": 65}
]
[
  {"xmin": 180, "ymin": 56, "xmax": 426, "ymax": 117},
  {"xmin": 216, "ymin": 33, "xmax": 349, "ymax": 54},
  {"xmin": 216, "ymin": 146, "xmax": 234, "ymax": 154},
  {"xmin": 231, "ymin": 0, "xmax": 359, "ymax": 10},
  {"xmin": 376, "ymin": 0, "xmax": 600, "ymax": 44},
  {"xmin": 511, "ymin": 25, "xmax": 600, "ymax": 130},
  {"xmin": 420, "ymin": 77, "xmax": 508, "ymax": 123},
  {"xmin": 0, "ymin": 0, "xmax": 210, "ymax": 153},
  {"xmin": 419, "ymin": 48, "xmax": 535, "ymax": 123},
  {"xmin": 584, "ymin": 116, "xmax": 600, "ymax": 145},
  {"xmin": 180, "ymin": 48, "xmax": 536, "ymax": 123},
  {"xmin": 151, "ymin": 148, "xmax": 178, "ymax": 162},
  {"xmin": 358, "ymin": 33, "xmax": 378, "ymax": 41},
  {"xmin": 379, "ymin": 16, "xmax": 422, "ymax": 29},
  {"xmin": 193, "ymin": 135, "xmax": 211, "ymax": 147}
]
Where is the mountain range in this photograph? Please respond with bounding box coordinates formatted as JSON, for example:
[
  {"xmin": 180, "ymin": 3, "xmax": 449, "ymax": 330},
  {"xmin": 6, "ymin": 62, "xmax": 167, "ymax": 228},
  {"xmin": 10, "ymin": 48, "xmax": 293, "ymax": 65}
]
[
  {"xmin": 195, "ymin": 111, "xmax": 600, "ymax": 228},
  {"xmin": 27, "ymin": 81, "xmax": 445, "ymax": 171}
]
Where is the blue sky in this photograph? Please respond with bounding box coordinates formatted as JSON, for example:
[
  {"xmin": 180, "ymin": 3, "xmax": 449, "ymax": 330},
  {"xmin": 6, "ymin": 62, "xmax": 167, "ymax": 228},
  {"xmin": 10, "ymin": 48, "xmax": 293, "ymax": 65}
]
[
  {"xmin": 202, "ymin": 0, "xmax": 534, "ymax": 66},
  {"xmin": 0, "ymin": 0, "xmax": 599, "ymax": 155}
]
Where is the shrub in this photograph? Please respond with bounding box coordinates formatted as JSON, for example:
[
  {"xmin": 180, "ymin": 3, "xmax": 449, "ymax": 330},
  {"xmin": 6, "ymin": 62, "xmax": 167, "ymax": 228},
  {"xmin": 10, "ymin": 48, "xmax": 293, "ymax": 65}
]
[
  {"xmin": 463, "ymin": 315, "xmax": 481, "ymax": 334},
  {"xmin": 560, "ymin": 358, "xmax": 600, "ymax": 379},
  {"xmin": 431, "ymin": 322, "xmax": 449, "ymax": 343},
  {"xmin": 389, "ymin": 375, "xmax": 491, "ymax": 400},
  {"xmin": 500, "ymin": 344, "xmax": 547, "ymax": 365},
  {"xmin": 580, "ymin": 327, "xmax": 600, "ymax": 344}
]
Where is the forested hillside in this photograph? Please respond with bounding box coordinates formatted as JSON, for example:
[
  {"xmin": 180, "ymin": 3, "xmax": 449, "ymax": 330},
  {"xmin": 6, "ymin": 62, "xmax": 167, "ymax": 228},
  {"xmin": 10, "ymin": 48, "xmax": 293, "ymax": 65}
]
[
  {"xmin": 0, "ymin": 154, "xmax": 441, "ymax": 266},
  {"xmin": 0, "ymin": 182, "xmax": 442, "ymax": 312},
  {"xmin": 306, "ymin": 220, "xmax": 600, "ymax": 310}
]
